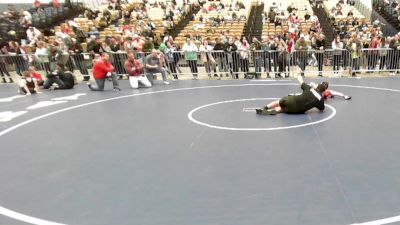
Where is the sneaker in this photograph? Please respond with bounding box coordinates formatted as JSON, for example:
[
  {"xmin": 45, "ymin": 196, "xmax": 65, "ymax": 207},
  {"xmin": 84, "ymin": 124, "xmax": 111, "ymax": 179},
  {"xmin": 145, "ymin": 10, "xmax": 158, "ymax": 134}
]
[
  {"xmin": 9, "ymin": 78, "xmax": 14, "ymax": 83},
  {"xmin": 344, "ymin": 96, "xmax": 352, "ymax": 100},
  {"xmin": 163, "ymin": 81, "xmax": 170, "ymax": 85},
  {"xmin": 87, "ymin": 82, "xmax": 93, "ymax": 90},
  {"xmin": 113, "ymin": 87, "xmax": 121, "ymax": 91},
  {"xmin": 265, "ymin": 109, "xmax": 278, "ymax": 115},
  {"xmin": 256, "ymin": 109, "xmax": 262, "ymax": 114},
  {"xmin": 389, "ymin": 72, "xmax": 395, "ymax": 76}
]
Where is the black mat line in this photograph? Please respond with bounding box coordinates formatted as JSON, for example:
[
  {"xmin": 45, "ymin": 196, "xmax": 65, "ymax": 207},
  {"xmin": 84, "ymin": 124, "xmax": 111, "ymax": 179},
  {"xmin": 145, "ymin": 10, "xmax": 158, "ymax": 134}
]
[{"xmin": 0, "ymin": 78, "xmax": 400, "ymax": 225}]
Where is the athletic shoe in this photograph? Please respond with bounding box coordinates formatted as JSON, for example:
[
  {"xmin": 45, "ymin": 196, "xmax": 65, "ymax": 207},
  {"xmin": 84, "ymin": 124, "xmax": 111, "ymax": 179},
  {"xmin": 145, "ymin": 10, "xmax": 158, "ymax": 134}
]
[
  {"xmin": 9, "ymin": 78, "xmax": 14, "ymax": 83},
  {"xmin": 344, "ymin": 95, "xmax": 352, "ymax": 100},
  {"xmin": 263, "ymin": 105, "xmax": 269, "ymax": 110},
  {"xmin": 256, "ymin": 109, "xmax": 278, "ymax": 115},
  {"xmin": 113, "ymin": 87, "xmax": 121, "ymax": 91},
  {"xmin": 265, "ymin": 109, "xmax": 278, "ymax": 115},
  {"xmin": 163, "ymin": 81, "xmax": 170, "ymax": 85},
  {"xmin": 87, "ymin": 82, "xmax": 93, "ymax": 90}
]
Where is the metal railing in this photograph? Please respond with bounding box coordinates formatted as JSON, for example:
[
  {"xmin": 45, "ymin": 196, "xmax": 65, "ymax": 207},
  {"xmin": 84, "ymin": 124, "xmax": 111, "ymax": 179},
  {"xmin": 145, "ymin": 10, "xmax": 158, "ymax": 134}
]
[{"xmin": 1, "ymin": 48, "xmax": 399, "ymax": 80}]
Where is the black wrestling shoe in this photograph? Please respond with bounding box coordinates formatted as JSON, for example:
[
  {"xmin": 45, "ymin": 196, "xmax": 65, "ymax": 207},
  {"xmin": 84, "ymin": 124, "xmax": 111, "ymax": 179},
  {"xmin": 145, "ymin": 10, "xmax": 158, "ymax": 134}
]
[
  {"xmin": 265, "ymin": 109, "xmax": 278, "ymax": 115},
  {"xmin": 256, "ymin": 109, "xmax": 277, "ymax": 115}
]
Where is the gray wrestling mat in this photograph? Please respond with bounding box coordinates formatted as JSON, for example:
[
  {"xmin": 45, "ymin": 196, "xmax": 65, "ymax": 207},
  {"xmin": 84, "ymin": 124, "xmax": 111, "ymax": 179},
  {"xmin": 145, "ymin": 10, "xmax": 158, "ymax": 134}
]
[{"xmin": 0, "ymin": 78, "xmax": 399, "ymax": 225}]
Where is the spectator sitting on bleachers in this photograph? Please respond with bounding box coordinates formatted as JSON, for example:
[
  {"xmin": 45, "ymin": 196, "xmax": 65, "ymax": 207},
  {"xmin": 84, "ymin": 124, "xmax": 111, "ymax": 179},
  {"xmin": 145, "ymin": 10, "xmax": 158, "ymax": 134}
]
[
  {"xmin": 287, "ymin": 3, "xmax": 298, "ymax": 14},
  {"xmin": 26, "ymin": 26, "xmax": 42, "ymax": 44}
]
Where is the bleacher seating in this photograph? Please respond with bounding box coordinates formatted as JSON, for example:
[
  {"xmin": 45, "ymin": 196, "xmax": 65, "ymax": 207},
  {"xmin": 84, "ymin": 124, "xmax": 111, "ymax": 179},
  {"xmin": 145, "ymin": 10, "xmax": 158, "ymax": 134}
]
[
  {"xmin": 261, "ymin": 0, "xmax": 314, "ymax": 37},
  {"xmin": 174, "ymin": 0, "xmax": 251, "ymax": 45}
]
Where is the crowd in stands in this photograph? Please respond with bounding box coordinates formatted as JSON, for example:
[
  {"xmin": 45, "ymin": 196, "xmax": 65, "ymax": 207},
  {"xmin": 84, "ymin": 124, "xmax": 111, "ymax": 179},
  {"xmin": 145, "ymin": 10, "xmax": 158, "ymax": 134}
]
[{"xmin": 375, "ymin": 0, "xmax": 400, "ymax": 25}]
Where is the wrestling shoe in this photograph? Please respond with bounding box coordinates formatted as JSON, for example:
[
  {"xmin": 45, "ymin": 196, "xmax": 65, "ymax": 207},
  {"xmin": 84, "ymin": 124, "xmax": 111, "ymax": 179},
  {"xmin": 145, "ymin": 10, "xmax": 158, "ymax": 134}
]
[
  {"xmin": 86, "ymin": 82, "xmax": 93, "ymax": 90},
  {"xmin": 264, "ymin": 109, "xmax": 278, "ymax": 115},
  {"xmin": 344, "ymin": 95, "xmax": 351, "ymax": 100},
  {"xmin": 256, "ymin": 109, "xmax": 263, "ymax": 114},
  {"xmin": 113, "ymin": 87, "xmax": 121, "ymax": 92}
]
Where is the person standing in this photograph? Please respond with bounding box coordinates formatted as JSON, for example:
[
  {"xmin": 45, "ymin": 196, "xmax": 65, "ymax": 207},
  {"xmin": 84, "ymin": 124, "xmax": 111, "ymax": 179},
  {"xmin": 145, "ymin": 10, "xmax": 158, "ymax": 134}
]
[
  {"xmin": 199, "ymin": 40, "xmax": 216, "ymax": 78},
  {"xmin": 295, "ymin": 34, "xmax": 309, "ymax": 77},
  {"xmin": 314, "ymin": 33, "xmax": 326, "ymax": 77},
  {"xmin": 87, "ymin": 53, "xmax": 120, "ymax": 91},
  {"xmin": 182, "ymin": 38, "xmax": 199, "ymax": 79},
  {"xmin": 331, "ymin": 36, "xmax": 343, "ymax": 75},
  {"xmin": 224, "ymin": 37, "xmax": 239, "ymax": 78},
  {"xmin": 239, "ymin": 38, "xmax": 250, "ymax": 76}
]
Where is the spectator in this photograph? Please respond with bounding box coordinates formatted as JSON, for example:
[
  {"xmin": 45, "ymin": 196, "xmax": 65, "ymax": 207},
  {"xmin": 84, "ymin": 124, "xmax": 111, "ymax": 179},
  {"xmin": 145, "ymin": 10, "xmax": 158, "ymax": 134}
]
[
  {"xmin": 26, "ymin": 26, "xmax": 42, "ymax": 44},
  {"xmin": 35, "ymin": 41, "xmax": 51, "ymax": 76},
  {"xmin": 332, "ymin": 36, "xmax": 344, "ymax": 74},
  {"xmin": 239, "ymin": 38, "xmax": 250, "ymax": 75},
  {"xmin": 224, "ymin": 37, "xmax": 239, "ymax": 78},
  {"xmin": 182, "ymin": 38, "xmax": 199, "ymax": 79},
  {"xmin": 250, "ymin": 37, "xmax": 262, "ymax": 77},
  {"xmin": 213, "ymin": 37, "xmax": 227, "ymax": 77},
  {"xmin": 87, "ymin": 53, "xmax": 120, "ymax": 91},
  {"xmin": 199, "ymin": 39, "xmax": 216, "ymax": 77},
  {"xmin": 314, "ymin": 33, "xmax": 326, "ymax": 77},
  {"xmin": 349, "ymin": 34, "xmax": 362, "ymax": 76},
  {"xmin": 69, "ymin": 39, "xmax": 89, "ymax": 81},
  {"xmin": 295, "ymin": 34, "xmax": 309, "ymax": 77},
  {"xmin": 388, "ymin": 35, "xmax": 400, "ymax": 76},
  {"xmin": 0, "ymin": 44, "xmax": 13, "ymax": 83},
  {"xmin": 379, "ymin": 37, "xmax": 389, "ymax": 71},
  {"xmin": 145, "ymin": 49, "xmax": 170, "ymax": 84},
  {"xmin": 124, "ymin": 52, "xmax": 151, "ymax": 89},
  {"xmin": 367, "ymin": 35, "xmax": 380, "ymax": 72},
  {"xmin": 143, "ymin": 37, "xmax": 155, "ymax": 52}
]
